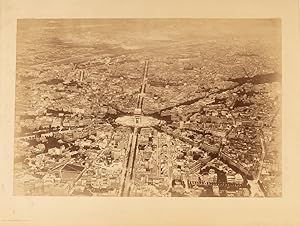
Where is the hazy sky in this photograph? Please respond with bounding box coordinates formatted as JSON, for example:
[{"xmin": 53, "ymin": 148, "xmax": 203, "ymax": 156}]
[{"xmin": 17, "ymin": 19, "xmax": 281, "ymax": 48}]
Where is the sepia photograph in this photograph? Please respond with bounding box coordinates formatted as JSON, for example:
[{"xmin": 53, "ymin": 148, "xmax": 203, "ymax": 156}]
[
  {"xmin": 1, "ymin": 0, "xmax": 300, "ymax": 225},
  {"xmin": 13, "ymin": 18, "xmax": 282, "ymax": 197}
]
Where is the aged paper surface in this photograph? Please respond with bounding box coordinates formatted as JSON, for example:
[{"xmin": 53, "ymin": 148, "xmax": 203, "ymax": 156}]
[{"xmin": 0, "ymin": 0, "xmax": 299, "ymax": 225}]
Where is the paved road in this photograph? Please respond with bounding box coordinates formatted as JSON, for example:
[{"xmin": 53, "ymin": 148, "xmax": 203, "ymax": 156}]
[
  {"xmin": 122, "ymin": 127, "xmax": 139, "ymax": 196},
  {"xmin": 120, "ymin": 60, "xmax": 149, "ymax": 196},
  {"xmin": 118, "ymin": 133, "xmax": 133, "ymax": 196},
  {"xmin": 137, "ymin": 60, "xmax": 149, "ymax": 109}
]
